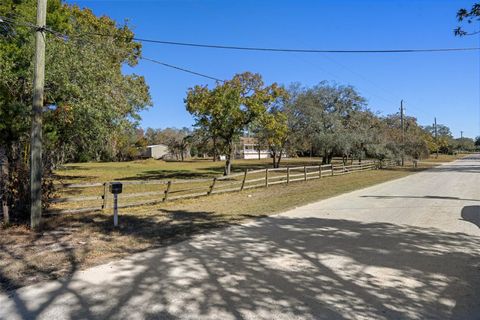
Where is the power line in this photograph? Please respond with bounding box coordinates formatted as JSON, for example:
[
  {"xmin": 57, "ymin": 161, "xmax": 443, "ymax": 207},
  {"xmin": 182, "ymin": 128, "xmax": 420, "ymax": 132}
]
[
  {"xmin": 2, "ymin": 15, "xmax": 480, "ymax": 54},
  {"xmin": 140, "ymin": 57, "xmax": 223, "ymax": 82},
  {"xmin": 124, "ymin": 38, "xmax": 480, "ymax": 54}
]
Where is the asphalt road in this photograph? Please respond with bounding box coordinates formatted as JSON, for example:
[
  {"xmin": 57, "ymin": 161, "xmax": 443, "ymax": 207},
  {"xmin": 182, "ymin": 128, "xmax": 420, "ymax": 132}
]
[{"xmin": 1, "ymin": 156, "xmax": 480, "ymax": 320}]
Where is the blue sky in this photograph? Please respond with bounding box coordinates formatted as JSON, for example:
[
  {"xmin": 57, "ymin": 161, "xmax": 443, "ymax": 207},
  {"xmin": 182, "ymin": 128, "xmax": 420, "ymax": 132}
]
[{"xmin": 66, "ymin": 0, "xmax": 480, "ymax": 138}]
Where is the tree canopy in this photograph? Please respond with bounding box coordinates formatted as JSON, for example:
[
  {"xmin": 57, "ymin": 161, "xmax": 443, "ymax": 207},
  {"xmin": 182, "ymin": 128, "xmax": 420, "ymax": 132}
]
[
  {"xmin": 1, "ymin": 0, "xmax": 151, "ymax": 164},
  {"xmin": 0, "ymin": 0, "xmax": 151, "ymax": 221},
  {"xmin": 185, "ymin": 72, "xmax": 286, "ymax": 174}
]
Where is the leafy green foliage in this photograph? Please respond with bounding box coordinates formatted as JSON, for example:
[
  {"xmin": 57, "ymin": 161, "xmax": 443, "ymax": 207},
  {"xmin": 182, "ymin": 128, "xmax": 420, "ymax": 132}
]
[
  {"xmin": 185, "ymin": 72, "xmax": 285, "ymax": 174},
  {"xmin": 285, "ymin": 82, "xmax": 367, "ymax": 164},
  {"xmin": 454, "ymin": 3, "xmax": 480, "ymax": 36},
  {"xmin": 0, "ymin": 0, "xmax": 151, "ymax": 163},
  {"xmin": 0, "ymin": 0, "xmax": 151, "ymax": 222},
  {"xmin": 281, "ymin": 82, "xmax": 441, "ymax": 162}
]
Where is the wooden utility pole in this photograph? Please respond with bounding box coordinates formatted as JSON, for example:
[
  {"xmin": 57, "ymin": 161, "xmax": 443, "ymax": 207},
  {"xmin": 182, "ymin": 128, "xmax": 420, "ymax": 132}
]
[
  {"xmin": 30, "ymin": 0, "xmax": 47, "ymax": 229},
  {"xmin": 0, "ymin": 147, "xmax": 9, "ymax": 224},
  {"xmin": 434, "ymin": 117, "xmax": 438, "ymax": 159},
  {"xmin": 460, "ymin": 131, "xmax": 464, "ymax": 151},
  {"xmin": 400, "ymin": 100, "xmax": 405, "ymax": 166}
]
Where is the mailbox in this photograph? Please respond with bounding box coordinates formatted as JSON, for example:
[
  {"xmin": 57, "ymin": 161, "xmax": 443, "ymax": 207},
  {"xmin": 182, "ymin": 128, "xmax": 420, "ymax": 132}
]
[{"xmin": 109, "ymin": 182, "xmax": 123, "ymax": 194}]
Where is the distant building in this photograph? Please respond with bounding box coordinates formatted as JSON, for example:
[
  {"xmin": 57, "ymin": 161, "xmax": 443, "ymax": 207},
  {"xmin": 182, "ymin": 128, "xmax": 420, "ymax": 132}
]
[
  {"xmin": 144, "ymin": 144, "xmax": 169, "ymax": 159},
  {"xmin": 235, "ymin": 137, "xmax": 271, "ymax": 159}
]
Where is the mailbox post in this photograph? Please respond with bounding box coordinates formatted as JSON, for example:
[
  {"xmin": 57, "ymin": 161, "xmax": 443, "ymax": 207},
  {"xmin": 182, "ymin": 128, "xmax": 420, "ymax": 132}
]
[{"xmin": 109, "ymin": 182, "xmax": 122, "ymax": 227}]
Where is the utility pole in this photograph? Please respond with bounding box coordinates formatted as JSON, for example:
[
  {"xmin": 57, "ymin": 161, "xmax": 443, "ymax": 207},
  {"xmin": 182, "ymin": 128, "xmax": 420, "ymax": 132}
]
[
  {"xmin": 460, "ymin": 131, "xmax": 464, "ymax": 151},
  {"xmin": 30, "ymin": 0, "xmax": 47, "ymax": 229},
  {"xmin": 434, "ymin": 117, "xmax": 438, "ymax": 159},
  {"xmin": 400, "ymin": 100, "xmax": 405, "ymax": 166}
]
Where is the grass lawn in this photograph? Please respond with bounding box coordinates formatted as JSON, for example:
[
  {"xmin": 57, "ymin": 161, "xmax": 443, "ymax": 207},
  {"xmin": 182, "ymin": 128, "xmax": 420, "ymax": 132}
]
[
  {"xmin": 54, "ymin": 157, "xmax": 335, "ymax": 183},
  {"xmin": 420, "ymin": 154, "xmax": 463, "ymax": 163},
  {"xmin": 54, "ymin": 154, "xmax": 464, "ymax": 184},
  {"xmin": 0, "ymin": 155, "xmax": 463, "ymax": 292}
]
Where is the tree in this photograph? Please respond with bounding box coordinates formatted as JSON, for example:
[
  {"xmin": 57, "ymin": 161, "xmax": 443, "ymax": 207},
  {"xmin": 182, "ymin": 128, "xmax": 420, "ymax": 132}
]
[
  {"xmin": 423, "ymin": 124, "xmax": 454, "ymax": 154},
  {"xmin": 475, "ymin": 136, "xmax": 480, "ymax": 148},
  {"xmin": 0, "ymin": 0, "xmax": 151, "ymax": 222},
  {"xmin": 454, "ymin": 137, "xmax": 475, "ymax": 151},
  {"xmin": 383, "ymin": 114, "xmax": 430, "ymax": 160},
  {"xmin": 114, "ymin": 125, "xmax": 147, "ymax": 161},
  {"xmin": 158, "ymin": 127, "xmax": 191, "ymax": 161},
  {"xmin": 289, "ymin": 82, "xmax": 366, "ymax": 164},
  {"xmin": 347, "ymin": 110, "xmax": 383, "ymax": 163},
  {"xmin": 186, "ymin": 72, "xmax": 285, "ymax": 175},
  {"xmin": 189, "ymin": 128, "xmax": 219, "ymax": 159},
  {"xmin": 254, "ymin": 107, "xmax": 289, "ymax": 168},
  {"xmin": 454, "ymin": 3, "xmax": 480, "ymax": 36}
]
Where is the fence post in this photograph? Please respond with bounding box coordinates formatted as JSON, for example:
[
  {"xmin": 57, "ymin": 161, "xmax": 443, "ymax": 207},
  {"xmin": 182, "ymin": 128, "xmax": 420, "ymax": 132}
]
[
  {"xmin": 265, "ymin": 168, "xmax": 269, "ymax": 187},
  {"xmin": 287, "ymin": 167, "xmax": 290, "ymax": 184},
  {"xmin": 102, "ymin": 182, "xmax": 109, "ymax": 210},
  {"xmin": 240, "ymin": 170, "xmax": 247, "ymax": 191},
  {"xmin": 319, "ymin": 165, "xmax": 322, "ymax": 179},
  {"xmin": 164, "ymin": 181, "xmax": 172, "ymax": 202},
  {"xmin": 304, "ymin": 166, "xmax": 307, "ymax": 181},
  {"xmin": 331, "ymin": 164, "xmax": 334, "ymax": 176},
  {"xmin": 208, "ymin": 177, "xmax": 217, "ymax": 195}
]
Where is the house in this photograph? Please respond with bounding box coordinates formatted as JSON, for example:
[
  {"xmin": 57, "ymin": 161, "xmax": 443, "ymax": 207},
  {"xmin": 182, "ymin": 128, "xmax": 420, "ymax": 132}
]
[
  {"xmin": 144, "ymin": 144, "xmax": 169, "ymax": 159},
  {"xmin": 235, "ymin": 137, "xmax": 271, "ymax": 159}
]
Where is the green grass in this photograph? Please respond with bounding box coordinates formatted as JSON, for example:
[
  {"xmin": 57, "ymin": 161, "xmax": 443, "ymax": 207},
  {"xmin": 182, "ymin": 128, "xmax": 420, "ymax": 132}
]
[
  {"xmin": 420, "ymin": 154, "xmax": 464, "ymax": 163},
  {"xmin": 55, "ymin": 154, "xmax": 463, "ymax": 185},
  {"xmin": 54, "ymin": 157, "xmax": 345, "ymax": 184}
]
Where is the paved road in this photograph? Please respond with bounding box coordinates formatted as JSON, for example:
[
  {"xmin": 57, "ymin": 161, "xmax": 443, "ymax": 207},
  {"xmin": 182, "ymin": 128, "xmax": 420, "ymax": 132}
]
[{"xmin": 1, "ymin": 156, "xmax": 480, "ymax": 320}]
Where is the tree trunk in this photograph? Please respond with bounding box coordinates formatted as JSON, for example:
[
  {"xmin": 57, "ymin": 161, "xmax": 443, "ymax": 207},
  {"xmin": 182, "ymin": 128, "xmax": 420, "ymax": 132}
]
[
  {"xmin": 322, "ymin": 150, "xmax": 332, "ymax": 165},
  {"xmin": 326, "ymin": 152, "xmax": 333, "ymax": 164},
  {"xmin": 224, "ymin": 144, "xmax": 233, "ymax": 176},
  {"xmin": 224, "ymin": 155, "xmax": 231, "ymax": 175},
  {"xmin": 276, "ymin": 150, "xmax": 283, "ymax": 168},
  {"xmin": 212, "ymin": 137, "xmax": 217, "ymax": 162}
]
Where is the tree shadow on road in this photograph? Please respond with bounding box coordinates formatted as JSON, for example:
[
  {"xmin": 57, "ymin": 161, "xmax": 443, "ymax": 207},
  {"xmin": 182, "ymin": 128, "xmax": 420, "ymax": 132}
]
[
  {"xmin": 2, "ymin": 214, "xmax": 480, "ymax": 319},
  {"xmin": 461, "ymin": 206, "xmax": 480, "ymax": 229}
]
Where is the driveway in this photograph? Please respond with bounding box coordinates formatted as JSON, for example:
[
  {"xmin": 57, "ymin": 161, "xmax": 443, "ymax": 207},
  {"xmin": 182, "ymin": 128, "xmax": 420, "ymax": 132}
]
[{"xmin": 1, "ymin": 156, "xmax": 480, "ymax": 319}]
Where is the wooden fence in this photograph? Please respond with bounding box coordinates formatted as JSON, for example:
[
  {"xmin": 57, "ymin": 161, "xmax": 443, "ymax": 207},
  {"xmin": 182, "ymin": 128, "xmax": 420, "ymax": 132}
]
[{"xmin": 48, "ymin": 160, "xmax": 389, "ymax": 215}]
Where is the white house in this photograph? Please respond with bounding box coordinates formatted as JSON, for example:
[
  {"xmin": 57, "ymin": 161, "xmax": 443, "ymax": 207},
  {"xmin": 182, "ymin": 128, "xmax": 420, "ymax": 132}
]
[{"xmin": 235, "ymin": 137, "xmax": 271, "ymax": 159}]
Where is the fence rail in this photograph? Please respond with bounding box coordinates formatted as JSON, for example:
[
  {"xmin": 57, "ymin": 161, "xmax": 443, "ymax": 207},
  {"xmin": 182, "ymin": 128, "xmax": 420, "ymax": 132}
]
[{"xmin": 47, "ymin": 160, "xmax": 392, "ymax": 215}]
